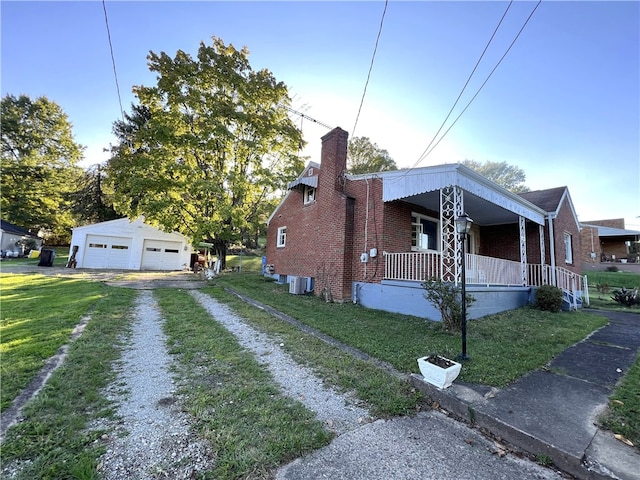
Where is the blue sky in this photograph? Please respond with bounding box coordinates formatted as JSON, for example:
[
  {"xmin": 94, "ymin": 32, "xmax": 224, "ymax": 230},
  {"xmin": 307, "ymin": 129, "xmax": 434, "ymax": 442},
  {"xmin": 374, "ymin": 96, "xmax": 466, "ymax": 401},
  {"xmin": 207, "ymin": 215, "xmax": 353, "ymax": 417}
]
[{"xmin": 2, "ymin": 1, "xmax": 639, "ymax": 228}]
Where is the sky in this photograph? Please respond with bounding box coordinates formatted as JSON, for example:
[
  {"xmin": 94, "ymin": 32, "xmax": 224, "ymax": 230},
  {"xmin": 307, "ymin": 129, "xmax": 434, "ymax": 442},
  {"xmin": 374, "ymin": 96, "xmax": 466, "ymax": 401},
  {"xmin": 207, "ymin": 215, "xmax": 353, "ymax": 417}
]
[{"xmin": 2, "ymin": 1, "xmax": 639, "ymax": 229}]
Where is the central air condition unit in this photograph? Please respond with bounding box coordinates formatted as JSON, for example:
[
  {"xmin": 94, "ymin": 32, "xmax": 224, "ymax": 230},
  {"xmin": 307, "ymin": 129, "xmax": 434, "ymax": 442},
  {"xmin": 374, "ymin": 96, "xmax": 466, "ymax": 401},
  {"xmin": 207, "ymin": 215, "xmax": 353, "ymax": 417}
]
[{"xmin": 289, "ymin": 276, "xmax": 305, "ymax": 295}]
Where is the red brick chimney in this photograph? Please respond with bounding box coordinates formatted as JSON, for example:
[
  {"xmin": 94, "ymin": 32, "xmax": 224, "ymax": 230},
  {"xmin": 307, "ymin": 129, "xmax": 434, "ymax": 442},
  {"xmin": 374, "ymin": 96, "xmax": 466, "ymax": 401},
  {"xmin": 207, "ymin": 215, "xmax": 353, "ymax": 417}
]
[{"xmin": 319, "ymin": 127, "xmax": 349, "ymax": 192}]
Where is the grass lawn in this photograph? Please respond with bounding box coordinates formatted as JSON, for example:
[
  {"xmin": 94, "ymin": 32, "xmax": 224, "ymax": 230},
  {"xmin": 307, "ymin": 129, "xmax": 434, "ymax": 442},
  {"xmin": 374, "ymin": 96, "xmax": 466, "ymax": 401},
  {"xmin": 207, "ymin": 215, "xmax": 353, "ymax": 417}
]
[
  {"xmin": 1, "ymin": 280, "xmax": 136, "ymax": 479},
  {"xmin": 0, "ymin": 273, "xmax": 106, "ymax": 411},
  {"xmin": 213, "ymin": 273, "xmax": 608, "ymax": 387},
  {"xmin": 584, "ymin": 270, "xmax": 640, "ymax": 311}
]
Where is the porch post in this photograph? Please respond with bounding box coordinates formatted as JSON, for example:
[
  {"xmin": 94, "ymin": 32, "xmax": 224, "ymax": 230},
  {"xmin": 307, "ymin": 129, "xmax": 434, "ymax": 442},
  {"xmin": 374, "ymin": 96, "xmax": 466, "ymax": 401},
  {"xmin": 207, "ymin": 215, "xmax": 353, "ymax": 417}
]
[
  {"xmin": 440, "ymin": 186, "xmax": 464, "ymax": 284},
  {"xmin": 539, "ymin": 224, "xmax": 547, "ymax": 284},
  {"xmin": 519, "ymin": 216, "xmax": 527, "ymax": 286}
]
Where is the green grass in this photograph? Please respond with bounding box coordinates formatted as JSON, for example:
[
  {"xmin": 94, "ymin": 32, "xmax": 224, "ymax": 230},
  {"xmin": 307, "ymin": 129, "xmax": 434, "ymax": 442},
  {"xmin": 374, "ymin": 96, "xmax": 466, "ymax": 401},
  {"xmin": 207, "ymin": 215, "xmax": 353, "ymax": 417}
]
[
  {"xmin": 585, "ymin": 270, "xmax": 640, "ymax": 290},
  {"xmin": 599, "ymin": 359, "xmax": 640, "ymax": 448},
  {"xmin": 154, "ymin": 289, "xmax": 333, "ymax": 479},
  {"xmin": 214, "ymin": 274, "xmax": 608, "ymax": 387},
  {"xmin": 0, "ymin": 273, "xmax": 106, "ymax": 411},
  {"xmin": 202, "ymin": 286, "xmax": 423, "ymax": 417},
  {"xmin": 0, "ymin": 286, "xmax": 136, "ymax": 480},
  {"xmin": 584, "ymin": 270, "xmax": 640, "ymax": 311},
  {"xmin": 225, "ymin": 253, "xmax": 264, "ymax": 273}
]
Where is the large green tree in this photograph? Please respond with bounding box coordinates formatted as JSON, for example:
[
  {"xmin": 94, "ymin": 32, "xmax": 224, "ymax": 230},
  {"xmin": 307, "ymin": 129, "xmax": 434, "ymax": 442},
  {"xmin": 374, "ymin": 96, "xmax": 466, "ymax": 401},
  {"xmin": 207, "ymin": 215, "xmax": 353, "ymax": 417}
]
[
  {"xmin": 347, "ymin": 136, "xmax": 397, "ymax": 174},
  {"xmin": 462, "ymin": 159, "xmax": 530, "ymax": 193},
  {"xmin": 106, "ymin": 37, "xmax": 304, "ymax": 267},
  {"xmin": 1, "ymin": 94, "xmax": 84, "ymax": 241}
]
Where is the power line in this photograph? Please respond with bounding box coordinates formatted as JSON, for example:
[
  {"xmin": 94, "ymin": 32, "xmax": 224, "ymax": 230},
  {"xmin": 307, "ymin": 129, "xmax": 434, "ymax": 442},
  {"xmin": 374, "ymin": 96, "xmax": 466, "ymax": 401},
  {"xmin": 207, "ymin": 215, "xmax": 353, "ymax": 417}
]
[
  {"xmin": 102, "ymin": 0, "xmax": 125, "ymax": 123},
  {"xmin": 352, "ymin": 0, "xmax": 389, "ymax": 138},
  {"xmin": 412, "ymin": 0, "xmax": 514, "ymax": 170},
  {"xmin": 417, "ymin": 0, "xmax": 542, "ymax": 163}
]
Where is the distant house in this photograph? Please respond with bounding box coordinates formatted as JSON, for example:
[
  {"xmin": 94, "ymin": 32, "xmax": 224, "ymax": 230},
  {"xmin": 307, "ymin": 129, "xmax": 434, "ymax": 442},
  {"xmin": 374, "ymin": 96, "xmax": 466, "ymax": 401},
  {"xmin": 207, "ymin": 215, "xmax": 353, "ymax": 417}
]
[
  {"xmin": 0, "ymin": 219, "xmax": 43, "ymax": 256},
  {"xmin": 265, "ymin": 127, "xmax": 585, "ymax": 320},
  {"xmin": 580, "ymin": 219, "xmax": 640, "ymax": 265},
  {"xmin": 68, "ymin": 217, "xmax": 192, "ymax": 271}
]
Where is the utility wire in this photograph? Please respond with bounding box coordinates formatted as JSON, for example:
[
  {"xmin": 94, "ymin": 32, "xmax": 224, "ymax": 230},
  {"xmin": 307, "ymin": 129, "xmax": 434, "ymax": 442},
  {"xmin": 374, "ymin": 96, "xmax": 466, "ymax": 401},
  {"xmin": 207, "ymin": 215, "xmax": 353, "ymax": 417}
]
[
  {"xmin": 412, "ymin": 0, "xmax": 514, "ymax": 170},
  {"xmin": 416, "ymin": 0, "xmax": 542, "ymax": 163},
  {"xmin": 352, "ymin": 0, "xmax": 389, "ymax": 138},
  {"xmin": 102, "ymin": 0, "xmax": 125, "ymax": 123}
]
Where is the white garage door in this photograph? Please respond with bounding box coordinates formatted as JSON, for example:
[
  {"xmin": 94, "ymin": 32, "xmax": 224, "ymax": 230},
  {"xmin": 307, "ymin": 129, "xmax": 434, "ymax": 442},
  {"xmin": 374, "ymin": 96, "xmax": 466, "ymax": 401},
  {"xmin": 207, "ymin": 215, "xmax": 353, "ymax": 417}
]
[
  {"xmin": 83, "ymin": 235, "xmax": 132, "ymax": 269},
  {"xmin": 141, "ymin": 240, "xmax": 182, "ymax": 270}
]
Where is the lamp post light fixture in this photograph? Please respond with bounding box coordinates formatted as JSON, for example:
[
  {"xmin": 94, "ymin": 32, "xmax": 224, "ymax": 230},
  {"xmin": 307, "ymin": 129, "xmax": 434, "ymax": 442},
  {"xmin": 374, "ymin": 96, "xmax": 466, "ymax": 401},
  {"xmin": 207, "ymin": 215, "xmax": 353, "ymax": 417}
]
[{"xmin": 455, "ymin": 213, "xmax": 473, "ymax": 362}]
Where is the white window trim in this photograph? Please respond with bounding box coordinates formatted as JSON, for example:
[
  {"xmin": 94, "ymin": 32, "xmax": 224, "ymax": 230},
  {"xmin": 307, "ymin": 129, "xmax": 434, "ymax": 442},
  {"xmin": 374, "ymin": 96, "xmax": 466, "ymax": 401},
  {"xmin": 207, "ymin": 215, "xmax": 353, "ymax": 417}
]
[
  {"xmin": 564, "ymin": 232, "xmax": 573, "ymax": 264},
  {"xmin": 277, "ymin": 226, "xmax": 287, "ymax": 248},
  {"xmin": 303, "ymin": 186, "xmax": 316, "ymax": 205},
  {"xmin": 411, "ymin": 212, "xmax": 440, "ymax": 252}
]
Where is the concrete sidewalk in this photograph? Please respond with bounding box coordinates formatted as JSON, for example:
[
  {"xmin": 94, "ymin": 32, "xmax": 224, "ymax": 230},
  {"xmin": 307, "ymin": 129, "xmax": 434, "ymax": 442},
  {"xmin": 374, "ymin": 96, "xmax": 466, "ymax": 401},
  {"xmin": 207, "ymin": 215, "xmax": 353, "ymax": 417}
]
[{"xmin": 410, "ymin": 309, "xmax": 640, "ymax": 480}]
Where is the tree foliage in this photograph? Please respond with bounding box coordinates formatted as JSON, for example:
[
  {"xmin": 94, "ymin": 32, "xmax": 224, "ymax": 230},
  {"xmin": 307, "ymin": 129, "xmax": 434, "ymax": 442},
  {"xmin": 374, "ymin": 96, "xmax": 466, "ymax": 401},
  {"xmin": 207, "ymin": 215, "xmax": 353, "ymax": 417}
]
[
  {"xmin": 347, "ymin": 136, "xmax": 397, "ymax": 174},
  {"xmin": 71, "ymin": 164, "xmax": 119, "ymax": 225},
  {"xmin": 105, "ymin": 37, "xmax": 304, "ymax": 267},
  {"xmin": 463, "ymin": 159, "xmax": 529, "ymax": 193},
  {"xmin": 1, "ymin": 94, "xmax": 84, "ymax": 241}
]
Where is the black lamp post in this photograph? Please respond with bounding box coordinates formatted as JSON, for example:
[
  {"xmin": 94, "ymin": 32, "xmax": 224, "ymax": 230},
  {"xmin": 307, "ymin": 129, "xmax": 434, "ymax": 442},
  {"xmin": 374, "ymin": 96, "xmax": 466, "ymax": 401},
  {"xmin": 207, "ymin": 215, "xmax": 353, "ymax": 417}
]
[{"xmin": 455, "ymin": 213, "xmax": 473, "ymax": 362}]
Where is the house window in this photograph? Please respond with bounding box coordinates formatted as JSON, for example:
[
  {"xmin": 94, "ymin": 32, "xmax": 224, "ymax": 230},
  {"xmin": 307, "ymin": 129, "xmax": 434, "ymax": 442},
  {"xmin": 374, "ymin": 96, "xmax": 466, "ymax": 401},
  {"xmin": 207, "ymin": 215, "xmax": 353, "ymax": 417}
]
[
  {"xmin": 564, "ymin": 232, "xmax": 573, "ymax": 264},
  {"xmin": 277, "ymin": 226, "xmax": 287, "ymax": 248},
  {"xmin": 411, "ymin": 213, "xmax": 439, "ymax": 251},
  {"xmin": 304, "ymin": 186, "xmax": 316, "ymax": 204}
]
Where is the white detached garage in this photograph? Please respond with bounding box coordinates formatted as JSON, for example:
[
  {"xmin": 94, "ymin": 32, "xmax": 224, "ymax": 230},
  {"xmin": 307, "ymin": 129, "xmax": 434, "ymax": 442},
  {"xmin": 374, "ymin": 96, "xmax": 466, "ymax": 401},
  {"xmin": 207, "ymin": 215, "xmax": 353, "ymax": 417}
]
[{"xmin": 69, "ymin": 218, "xmax": 192, "ymax": 271}]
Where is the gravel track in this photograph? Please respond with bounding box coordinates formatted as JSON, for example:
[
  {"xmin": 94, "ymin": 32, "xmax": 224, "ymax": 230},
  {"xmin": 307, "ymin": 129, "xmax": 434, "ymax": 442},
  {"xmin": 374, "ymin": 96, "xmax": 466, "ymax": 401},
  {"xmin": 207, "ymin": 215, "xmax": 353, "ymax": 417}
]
[
  {"xmin": 96, "ymin": 290, "xmax": 213, "ymax": 479},
  {"xmin": 190, "ymin": 290, "xmax": 372, "ymax": 434}
]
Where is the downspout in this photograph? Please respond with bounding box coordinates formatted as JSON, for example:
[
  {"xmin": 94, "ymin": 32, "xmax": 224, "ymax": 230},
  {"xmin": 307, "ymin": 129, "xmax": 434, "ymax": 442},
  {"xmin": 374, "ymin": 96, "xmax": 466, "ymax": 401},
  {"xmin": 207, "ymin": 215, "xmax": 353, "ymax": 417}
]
[
  {"xmin": 548, "ymin": 214, "xmax": 556, "ymax": 285},
  {"xmin": 364, "ymin": 178, "xmax": 370, "ymax": 278}
]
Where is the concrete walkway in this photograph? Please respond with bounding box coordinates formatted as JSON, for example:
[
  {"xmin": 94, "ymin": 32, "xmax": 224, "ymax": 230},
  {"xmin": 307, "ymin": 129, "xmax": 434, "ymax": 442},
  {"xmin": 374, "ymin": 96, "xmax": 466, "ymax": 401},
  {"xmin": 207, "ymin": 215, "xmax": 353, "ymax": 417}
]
[{"xmin": 412, "ymin": 309, "xmax": 640, "ymax": 480}]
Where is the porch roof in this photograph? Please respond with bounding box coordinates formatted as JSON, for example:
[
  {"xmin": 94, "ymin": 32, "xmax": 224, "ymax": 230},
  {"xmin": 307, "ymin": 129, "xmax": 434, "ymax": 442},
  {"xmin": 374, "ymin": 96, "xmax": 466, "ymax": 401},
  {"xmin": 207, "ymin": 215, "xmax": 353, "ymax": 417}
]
[{"xmin": 375, "ymin": 163, "xmax": 546, "ymax": 226}]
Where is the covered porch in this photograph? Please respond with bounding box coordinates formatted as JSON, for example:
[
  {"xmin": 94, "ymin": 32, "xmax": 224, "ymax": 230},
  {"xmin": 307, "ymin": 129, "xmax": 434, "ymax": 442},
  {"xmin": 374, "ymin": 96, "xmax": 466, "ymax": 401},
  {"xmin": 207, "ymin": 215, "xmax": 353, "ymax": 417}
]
[{"xmin": 353, "ymin": 164, "xmax": 586, "ymax": 319}]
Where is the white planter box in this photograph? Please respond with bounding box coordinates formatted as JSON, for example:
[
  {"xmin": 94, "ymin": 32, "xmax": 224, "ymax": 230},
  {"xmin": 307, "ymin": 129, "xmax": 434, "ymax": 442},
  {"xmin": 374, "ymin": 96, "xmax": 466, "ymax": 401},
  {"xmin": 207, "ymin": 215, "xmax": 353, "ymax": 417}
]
[{"xmin": 417, "ymin": 355, "xmax": 462, "ymax": 389}]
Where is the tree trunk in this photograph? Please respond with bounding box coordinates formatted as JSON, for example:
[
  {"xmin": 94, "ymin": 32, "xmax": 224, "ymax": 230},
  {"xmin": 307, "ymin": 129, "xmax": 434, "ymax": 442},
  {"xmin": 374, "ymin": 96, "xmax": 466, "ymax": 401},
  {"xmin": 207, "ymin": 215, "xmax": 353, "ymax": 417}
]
[{"xmin": 213, "ymin": 239, "xmax": 228, "ymax": 270}]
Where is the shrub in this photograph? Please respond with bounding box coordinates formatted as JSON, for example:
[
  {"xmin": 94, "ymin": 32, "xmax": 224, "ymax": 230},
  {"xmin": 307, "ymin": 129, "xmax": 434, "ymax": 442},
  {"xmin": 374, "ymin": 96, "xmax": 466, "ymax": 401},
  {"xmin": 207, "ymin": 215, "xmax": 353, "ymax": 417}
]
[
  {"xmin": 596, "ymin": 283, "xmax": 610, "ymax": 294},
  {"xmin": 611, "ymin": 287, "xmax": 640, "ymax": 307},
  {"xmin": 423, "ymin": 277, "xmax": 475, "ymax": 332},
  {"xmin": 607, "ymin": 266, "xmax": 619, "ymax": 273},
  {"xmin": 534, "ymin": 285, "xmax": 563, "ymax": 312}
]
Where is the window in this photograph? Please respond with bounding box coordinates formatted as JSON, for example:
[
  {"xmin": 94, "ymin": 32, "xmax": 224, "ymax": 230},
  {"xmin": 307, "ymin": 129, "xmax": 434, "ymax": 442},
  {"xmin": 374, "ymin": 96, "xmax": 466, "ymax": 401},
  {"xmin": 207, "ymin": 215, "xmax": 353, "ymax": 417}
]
[
  {"xmin": 146, "ymin": 247, "xmax": 161, "ymax": 252},
  {"xmin": 89, "ymin": 243, "xmax": 106, "ymax": 248},
  {"xmin": 411, "ymin": 213, "xmax": 439, "ymax": 251},
  {"xmin": 564, "ymin": 232, "xmax": 573, "ymax": 264},
  {"xmin": 277, "ymin": 226, "xmax": 287, "ymax": 248},
  {"xmin": 165, "ymin": 249, "xmax": 179, "ymax": 253},
  {"xmin": 304, "ymin": 186, "xmax": 316, "ymax": 204},
  {"xmin": 111, "ymin": 245, "xmax": 129, "ymax": 250}
]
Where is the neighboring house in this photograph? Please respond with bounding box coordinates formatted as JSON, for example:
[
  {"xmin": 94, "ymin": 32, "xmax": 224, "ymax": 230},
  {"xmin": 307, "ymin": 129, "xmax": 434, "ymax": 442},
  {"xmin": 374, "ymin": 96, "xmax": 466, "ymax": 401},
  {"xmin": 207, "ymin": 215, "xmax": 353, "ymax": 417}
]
[
  {"xmin": 69, "ymin": 217, "xmax": 191, "ymax": 271},
  {"xmin": 0, "ymin": 219, "xmax": 43, "ymax": 256},
  {"xmin": 266, "ymin": 127, "xmax": 585, "ymax": 320},
  {"xmin": 580, "ymin": 219, "xmax": 640, "ymax": 265}
]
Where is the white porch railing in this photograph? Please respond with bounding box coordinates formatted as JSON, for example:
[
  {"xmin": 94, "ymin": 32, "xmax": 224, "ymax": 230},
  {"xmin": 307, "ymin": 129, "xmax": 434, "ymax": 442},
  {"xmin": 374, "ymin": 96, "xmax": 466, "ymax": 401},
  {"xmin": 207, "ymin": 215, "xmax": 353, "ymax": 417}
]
[
  {"xmin": 384, "ymin": 251, "xmax": 440, "ymax": 282},
  {"xmin": 384, "ymin": 252, "xmax": 586, "ymax": 305}
]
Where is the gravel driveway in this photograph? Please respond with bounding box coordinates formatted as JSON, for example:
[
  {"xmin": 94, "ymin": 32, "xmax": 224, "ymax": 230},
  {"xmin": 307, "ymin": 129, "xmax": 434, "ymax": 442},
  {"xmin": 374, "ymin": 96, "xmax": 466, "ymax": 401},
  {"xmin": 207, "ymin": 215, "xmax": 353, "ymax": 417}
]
[{"xmin": 96, "ymin": 288, "xmax": 372, "ymax": 479}]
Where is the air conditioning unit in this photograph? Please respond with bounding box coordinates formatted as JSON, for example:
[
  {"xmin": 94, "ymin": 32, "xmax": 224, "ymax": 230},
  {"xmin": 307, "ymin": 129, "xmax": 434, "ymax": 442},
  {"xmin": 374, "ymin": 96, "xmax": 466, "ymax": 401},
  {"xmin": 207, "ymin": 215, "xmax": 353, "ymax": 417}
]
[{"xmin": 289, "ymin": 276, "xmax": 305, "ymax": 295}]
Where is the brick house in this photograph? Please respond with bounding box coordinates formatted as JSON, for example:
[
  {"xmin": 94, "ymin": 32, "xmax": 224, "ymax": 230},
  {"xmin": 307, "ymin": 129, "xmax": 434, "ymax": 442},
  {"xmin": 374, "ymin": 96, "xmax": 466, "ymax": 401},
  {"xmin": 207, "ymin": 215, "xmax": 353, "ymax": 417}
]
[
  {"xmin": 579, "ymin": 218, "xmax": 640, "ymax": 266},
  {"xmin": 266, "ymin": 127, "xmax": 586, "ymax": 319}
]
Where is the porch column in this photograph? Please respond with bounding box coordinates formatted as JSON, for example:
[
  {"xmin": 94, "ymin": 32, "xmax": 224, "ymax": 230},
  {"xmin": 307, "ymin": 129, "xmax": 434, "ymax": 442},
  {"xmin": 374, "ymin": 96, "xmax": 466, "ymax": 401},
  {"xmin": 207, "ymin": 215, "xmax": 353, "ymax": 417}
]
[
  {"xmin": 440, "ymin": 186, "xmax": 464, "ymax": 285},
  {"xmin": 539, "ymin": 224, "xmax": 547, "ymax": 284},
  {"xmin": 519, "ymin": 216, "xmax": 527, "ymax": 286}
]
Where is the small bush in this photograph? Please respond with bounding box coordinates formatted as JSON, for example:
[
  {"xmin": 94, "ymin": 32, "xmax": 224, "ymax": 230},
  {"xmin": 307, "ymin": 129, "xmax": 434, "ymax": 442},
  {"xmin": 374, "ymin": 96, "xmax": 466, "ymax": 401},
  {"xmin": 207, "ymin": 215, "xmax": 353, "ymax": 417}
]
[
  {"xmin": 596, "ymin": 283, "xmax": 610, "ymax": 294},
  {"xmin": 423, "ymin": 277, "xmax": 475, "ymax": 331},
  {"xmin": 534, "ymin": 285, "xmax": 563, "ymax": 312},
  {"xmin": 607, "ymin": 266, "xmax": 619, "ymax": 273}
]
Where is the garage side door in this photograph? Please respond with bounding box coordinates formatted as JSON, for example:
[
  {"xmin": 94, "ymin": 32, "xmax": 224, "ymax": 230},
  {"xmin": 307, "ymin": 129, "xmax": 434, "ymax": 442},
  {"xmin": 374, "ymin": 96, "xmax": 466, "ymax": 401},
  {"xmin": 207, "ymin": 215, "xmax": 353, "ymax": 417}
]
[
  {"xmin": 83, "ymin": 235, "xmax": 132, "ymax": 269},
  {"xmin": 141, "ymin": 240, "xmax": 182, "ymax": 270}
]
